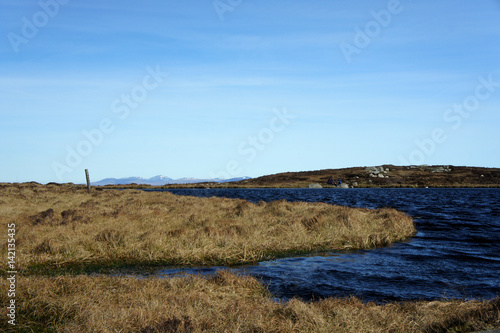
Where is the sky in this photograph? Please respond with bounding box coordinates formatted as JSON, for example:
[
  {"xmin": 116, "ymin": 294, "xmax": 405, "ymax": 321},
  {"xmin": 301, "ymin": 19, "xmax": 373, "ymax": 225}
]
[{"xmin": 1, "ymin": 0, "xmax": 500, "ymax": 184}]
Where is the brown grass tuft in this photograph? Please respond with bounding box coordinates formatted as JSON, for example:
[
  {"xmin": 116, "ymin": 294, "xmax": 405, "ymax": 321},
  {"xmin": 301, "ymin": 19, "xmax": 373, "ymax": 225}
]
[
  {"xmin": 94, "ymin": 229, "xmax": 126, "ymax": 246},
  {"xmin": 30, "ymin": 208, "xmax": 55, "ymax": 226},
  {"xmin": 32, "ymin": 238, "xmax": 54, "ymax": 255}
]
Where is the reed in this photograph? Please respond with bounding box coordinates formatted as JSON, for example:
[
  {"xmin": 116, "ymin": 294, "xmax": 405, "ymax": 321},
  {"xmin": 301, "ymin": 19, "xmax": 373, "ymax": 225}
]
[{"xmin": 0, "ymin": 183, "xmax": 416, "ymax": 273}]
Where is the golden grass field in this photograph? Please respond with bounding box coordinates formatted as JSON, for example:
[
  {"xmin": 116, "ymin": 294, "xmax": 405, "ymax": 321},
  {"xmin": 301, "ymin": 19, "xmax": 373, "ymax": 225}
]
[
  {"xmin": 2, "ymin": 271, "xmax": 499, "ymax": 332},
  {"xmin": 1, "ymin": 183, "xmax": 499, "ymax": 332},
  {"xmin": 0, "ymin": 183, "xmax": 416, "ymax": 271}
]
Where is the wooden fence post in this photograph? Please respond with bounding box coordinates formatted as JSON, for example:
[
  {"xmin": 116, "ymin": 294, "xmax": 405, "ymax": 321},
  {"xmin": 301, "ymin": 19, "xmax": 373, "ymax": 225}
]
[{"xmin": 85, "ymin": 169, "xmax": 91, "ymax": 191}]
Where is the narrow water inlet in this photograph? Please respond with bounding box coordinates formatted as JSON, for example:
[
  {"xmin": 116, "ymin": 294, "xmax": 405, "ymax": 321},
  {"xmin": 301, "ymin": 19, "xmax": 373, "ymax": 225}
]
[{"xmin": 114, "ymin": 188, "xmax": 500, "ymax": 303}]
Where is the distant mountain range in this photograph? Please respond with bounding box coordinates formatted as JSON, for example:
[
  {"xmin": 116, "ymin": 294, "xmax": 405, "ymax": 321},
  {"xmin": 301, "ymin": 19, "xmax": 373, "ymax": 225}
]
[{"xmin": 91, "ymin": 175, "xmax": 251, "ymax": 186}]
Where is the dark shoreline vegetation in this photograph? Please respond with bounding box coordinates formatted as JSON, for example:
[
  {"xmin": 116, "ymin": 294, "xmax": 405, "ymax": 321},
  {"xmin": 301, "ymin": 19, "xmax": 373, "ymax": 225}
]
[{"xmin": 1, "ymin": 183, "xmax": 499, "ymax": 332}]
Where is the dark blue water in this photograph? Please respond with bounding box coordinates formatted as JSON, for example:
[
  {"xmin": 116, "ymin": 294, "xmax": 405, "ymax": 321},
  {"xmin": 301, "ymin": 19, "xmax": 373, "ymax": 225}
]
[{"xmin": 145, "ymin": 188, "xmax": 500, "ymax": 303}]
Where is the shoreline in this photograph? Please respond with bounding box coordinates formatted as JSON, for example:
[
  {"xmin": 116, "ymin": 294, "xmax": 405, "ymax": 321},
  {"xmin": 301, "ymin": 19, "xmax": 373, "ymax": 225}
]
[
  {"xmin": 4, "ymin": 182, "xmax": 500, "ymax": 190},
  {"xmin": 3, "ymin": 164, "xmax": 500, "ymax": 189}
]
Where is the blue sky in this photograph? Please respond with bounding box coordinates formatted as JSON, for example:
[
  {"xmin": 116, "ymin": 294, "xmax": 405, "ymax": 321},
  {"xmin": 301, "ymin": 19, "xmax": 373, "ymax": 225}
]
[{"xmin": 1, "ymin": 0, "xmax": 500, "ymax": 183}]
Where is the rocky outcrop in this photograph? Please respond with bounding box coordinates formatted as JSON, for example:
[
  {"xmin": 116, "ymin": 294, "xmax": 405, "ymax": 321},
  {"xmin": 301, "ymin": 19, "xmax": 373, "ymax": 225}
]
[
  {"xmin": 308, "ymin": 183, "xmax": 323, "ymax": 188},
  {"xmin": 366, "ymin": 166, "xmax": 390, "ymax": 178},
  {"xmin": 431, "ymin": 166, "xmax": 452, "ymax": 173},
  {"xmin": 407, "ymin": 165, "xmax": 452, "ymax": 173}
]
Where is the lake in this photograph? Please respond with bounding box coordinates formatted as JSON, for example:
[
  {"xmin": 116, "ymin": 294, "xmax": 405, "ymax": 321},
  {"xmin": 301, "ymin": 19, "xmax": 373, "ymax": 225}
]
[{"xmin": 142, "ymin": 188, "xmax": 500, "ymax": 303}]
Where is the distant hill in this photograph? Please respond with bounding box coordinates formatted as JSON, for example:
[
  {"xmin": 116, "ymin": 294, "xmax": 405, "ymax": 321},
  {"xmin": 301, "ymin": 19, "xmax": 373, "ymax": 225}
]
[
  {"xmin": 90, "ymin": 166, "xmax": 500, "ymax": 188},
  {"xmin": 91, "ymin": 175, "xmax": 251, "ymax": 186},
  {"xmin": 229, "ymin": 165, "xmax": 500, "ymax": 188}
]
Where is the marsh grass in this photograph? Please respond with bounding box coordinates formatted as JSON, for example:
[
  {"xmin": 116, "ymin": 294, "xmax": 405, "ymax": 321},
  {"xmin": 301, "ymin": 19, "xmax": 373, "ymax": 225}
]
[
  {"xmin": 1, "ymin": 183, "xmax": 415, "ymax": 273},
  {"xmin": 1, "ymin": 271, "xmax": 499, "ymax": 332},
  {"xmin": 1, "ymin": 184, "xmax": 499, "ymax": 332}
]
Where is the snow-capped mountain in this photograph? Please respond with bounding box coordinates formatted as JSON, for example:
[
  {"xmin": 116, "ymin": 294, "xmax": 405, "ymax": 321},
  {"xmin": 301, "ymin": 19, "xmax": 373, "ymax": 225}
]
[
  {"xmin": 91, "ymin": 175, "xmax": 251, "ymax": 186},
  {"xmin": 148, "ymin": 175, "xmax": 174, "ymax": 183}
]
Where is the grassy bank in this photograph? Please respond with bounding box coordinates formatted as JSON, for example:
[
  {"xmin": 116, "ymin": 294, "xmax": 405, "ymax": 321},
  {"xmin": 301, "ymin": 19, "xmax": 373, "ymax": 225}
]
[
  {"xmin": 1, "ymin": 183, "xmax": 415, "ymax": 273},
  {"xmin": 1, "ymin": 271, "xmax": 499, "ymax": 332}
]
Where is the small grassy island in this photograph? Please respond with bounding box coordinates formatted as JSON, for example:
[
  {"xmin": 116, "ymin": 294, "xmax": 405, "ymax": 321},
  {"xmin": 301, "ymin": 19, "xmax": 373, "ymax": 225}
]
[{"xmin": 1, "ymin": 183, "xmax": 499, "ymax": 332}]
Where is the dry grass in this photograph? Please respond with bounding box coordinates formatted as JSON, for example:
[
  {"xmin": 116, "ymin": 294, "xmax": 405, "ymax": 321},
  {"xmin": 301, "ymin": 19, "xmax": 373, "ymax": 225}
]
[
  {"xmin": 1, "ymin": 271, "xmax": 499, "ymax": 332},
  {"xmin": 0, "ymin": 183, "xmax": 415, "ymax": 272},
  {"xmin": 1, "ymin": 184, "xmax": 498, "ymax": 332}
]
